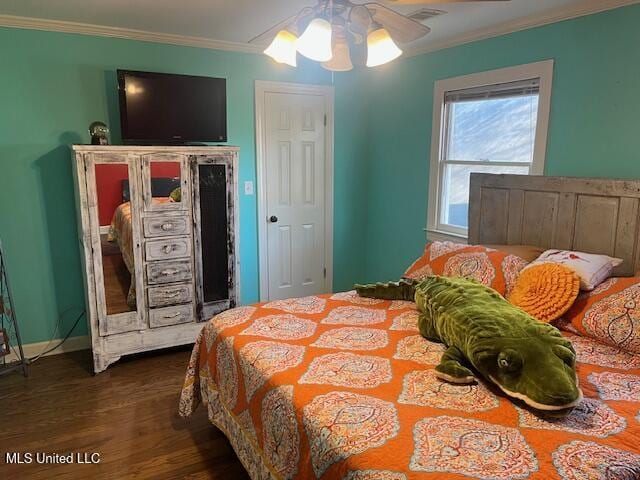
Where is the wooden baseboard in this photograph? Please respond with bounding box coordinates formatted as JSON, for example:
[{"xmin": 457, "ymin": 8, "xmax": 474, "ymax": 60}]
[{"xmin": 4, "ymin": 335, "xmax": 90, "ymax": 363}]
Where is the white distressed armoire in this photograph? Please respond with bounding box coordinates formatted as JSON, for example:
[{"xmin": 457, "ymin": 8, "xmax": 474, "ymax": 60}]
[{"xmin": 72, "ymin": 145, "xmax": 239, "ymax": 373}]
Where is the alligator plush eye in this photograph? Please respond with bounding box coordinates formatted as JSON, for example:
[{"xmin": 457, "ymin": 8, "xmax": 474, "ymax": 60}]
[{"xmin": 498, "ymin": 350, "xmax": 522, "ymax": 372}]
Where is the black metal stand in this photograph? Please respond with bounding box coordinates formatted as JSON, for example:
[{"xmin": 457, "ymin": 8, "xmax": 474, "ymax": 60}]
[{"xmin": 0, "ymin": 239, "xmax": 28, "ymax": 377}]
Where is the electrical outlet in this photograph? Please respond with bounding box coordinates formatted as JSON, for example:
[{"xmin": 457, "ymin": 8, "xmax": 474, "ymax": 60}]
[{"xmin": 244, "ymin": 181, "xmax": 254, "ymax": 195}]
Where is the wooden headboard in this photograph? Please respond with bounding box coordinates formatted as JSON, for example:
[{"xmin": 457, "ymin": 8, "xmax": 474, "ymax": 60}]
[{"xmin": 468, "ymin": 173, "xmax": 640, "ymax": 276}]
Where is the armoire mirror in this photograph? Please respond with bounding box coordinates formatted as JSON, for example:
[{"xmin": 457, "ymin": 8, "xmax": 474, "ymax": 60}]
[
  {"xmin": 94, "ymin": 162, "xmax": 140, "ymax": 316},
  {"xmin": 142, "ymin": 154, "xmax": 188, "ymax": 212}
]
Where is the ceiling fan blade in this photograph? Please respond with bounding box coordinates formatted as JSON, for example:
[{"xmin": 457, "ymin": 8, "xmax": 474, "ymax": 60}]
[
  {"xmin": 348, "ymin": 5, "xmax": 372, "ymax": 44},
  {"xmin": 386, "ymin": 0, "xmax": 509, "ymax": 4},
  {"xmin": 249, "ymin": 15, "xmax": 298, "ymax": 45},
  {"xmin": 249, "ymin": 7, "xmax": 315, "ymax": 45},
  {"xmin": 364, "ymin": 3, "xmax": 431, "ymax": 44}
]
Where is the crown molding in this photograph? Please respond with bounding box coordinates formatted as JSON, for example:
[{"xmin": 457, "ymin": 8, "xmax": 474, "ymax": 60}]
[
  {"xmin": 405, "ymin": 0, "xmax": 640, "ymax": 58},
  {"xmin": 0, "ymin": 0, "xmax": 638, "ymax": 59},
  {"xmin": 0, "ymin": 14, "xmax": 261, "ymax": 54}
]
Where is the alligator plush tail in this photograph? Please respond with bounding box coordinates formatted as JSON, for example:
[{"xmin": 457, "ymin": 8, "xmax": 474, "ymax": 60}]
[{"xmin": 355, "ymin": 278, "xmax": 418, "ymax": 301}]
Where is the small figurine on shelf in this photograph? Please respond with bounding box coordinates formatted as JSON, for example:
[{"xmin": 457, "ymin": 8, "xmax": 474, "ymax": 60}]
[{"xmin": 89, "ymin": 121, "xmax": 110, "ymax": 145}]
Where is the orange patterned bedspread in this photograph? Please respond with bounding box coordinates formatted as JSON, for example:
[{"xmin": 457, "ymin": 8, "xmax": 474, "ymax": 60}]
[{"xmin": 179, "ymin": 291, "xmax": 640, "ymax": 480}]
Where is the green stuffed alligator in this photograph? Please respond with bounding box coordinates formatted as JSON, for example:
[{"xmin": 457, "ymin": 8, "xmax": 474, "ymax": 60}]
[{"xmin": 356, "ymin": 276, "xmax": 583, "ymax": 411}]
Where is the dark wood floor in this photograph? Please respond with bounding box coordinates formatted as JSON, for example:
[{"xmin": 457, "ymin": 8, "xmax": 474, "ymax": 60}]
[{"xmin": 0, "ymin": 347, "xmax": 249, "ymax": 480}]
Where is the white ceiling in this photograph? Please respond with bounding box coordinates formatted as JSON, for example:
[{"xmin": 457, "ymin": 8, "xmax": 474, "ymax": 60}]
[{"xmin": 0, "ymin": 0, "xmax": 634, "ymax": 54}]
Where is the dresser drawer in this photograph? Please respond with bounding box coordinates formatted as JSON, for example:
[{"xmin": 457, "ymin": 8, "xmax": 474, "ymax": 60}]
[
  {"xmin": 143, "ymin": 216, "xmax": 189, "ymax": 238},
  {"xmin": 146, "ymin": 260, "xmax": 192, "ymax": 285},
  {"xmin": 147, "ymin": 284, "xmax": 193, "ymax": 308},
  {"xmin": 145, "ymin": 237, "xmax": 191, "ymax": 261},
  {"xmin": 149, "ymin": 303, "xmax": 194, "ymax": 328}
]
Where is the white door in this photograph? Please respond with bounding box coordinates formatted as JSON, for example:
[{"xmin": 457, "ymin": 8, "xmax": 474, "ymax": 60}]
[{"xmin": 263, "ymin": 91, "xmax": 327, "ymax": 300}]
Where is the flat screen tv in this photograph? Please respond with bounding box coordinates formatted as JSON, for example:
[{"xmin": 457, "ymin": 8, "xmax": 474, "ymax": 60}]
[{"xmin": 117, "ymin": 70, "xmax": 227, "ymax": 144}]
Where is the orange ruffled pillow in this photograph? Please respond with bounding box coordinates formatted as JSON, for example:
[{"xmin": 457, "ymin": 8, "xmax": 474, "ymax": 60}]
[{"xmin": 508, "ymin": 263, "xmax": 580, "ymax": 323}]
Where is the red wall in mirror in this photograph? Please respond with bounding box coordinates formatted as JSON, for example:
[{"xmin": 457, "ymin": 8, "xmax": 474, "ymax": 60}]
[{"xmin": 95, "ymin": 163, "xmax": 180, "ymax": 226}]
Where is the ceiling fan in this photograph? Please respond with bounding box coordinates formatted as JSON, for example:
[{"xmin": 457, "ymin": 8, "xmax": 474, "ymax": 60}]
[{"xmin": 250, "ymin": 0, "xmax": 509, "ymax": 71}]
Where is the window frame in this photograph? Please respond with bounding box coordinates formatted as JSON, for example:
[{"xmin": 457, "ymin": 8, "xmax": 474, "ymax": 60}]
[{"xmin": 427, "ymin": 60, "xmax": 554, "ymax": 241}]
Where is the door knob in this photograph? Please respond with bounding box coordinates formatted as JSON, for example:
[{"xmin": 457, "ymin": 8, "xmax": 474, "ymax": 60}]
[{"xmin": 269, "ymin": 215, "xmax": 278, "ymax": 223}]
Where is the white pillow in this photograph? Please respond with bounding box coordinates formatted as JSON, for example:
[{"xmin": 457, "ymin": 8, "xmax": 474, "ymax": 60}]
[{"xmin": 524, "ymin": 249, "xmax": 623, "ymax": 291}]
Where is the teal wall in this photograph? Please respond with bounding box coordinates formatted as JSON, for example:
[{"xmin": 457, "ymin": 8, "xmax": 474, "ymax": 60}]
[
  {"xmin": 0, "ymin": 28, "xmax": 368, "ymax": 344},
  {"xmin": 362, "ymin": 4, "xmax": 640, "ymax": 282},
  {"xmin": 332, "ymin": 70, "xmax": 371, "ymax": 289}
]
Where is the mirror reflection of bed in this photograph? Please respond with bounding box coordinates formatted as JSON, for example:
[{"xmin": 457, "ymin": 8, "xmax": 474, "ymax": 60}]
[
  {"xmin": 95, "ymin": 162, "xmax": 181, "ymax": 316},
  {"xmin": 101, "ymin": 231, "xmax": 132, "ymax": 315}
]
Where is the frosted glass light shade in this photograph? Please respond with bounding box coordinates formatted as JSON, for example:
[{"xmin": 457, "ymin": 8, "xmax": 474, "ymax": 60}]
[
  {"xmin": 366, "ymin": 27, "xmax": 402, "ymax": 67},
  {"xmin": 296, "ymin": 18, "xmax": 333, "ymax": 62},
  {"xmin": 264, "ymin": 30, "xmax": 298, "ymax": 67},
  {"xmin": 322, "ymin": 32, "xmax": 353, "ymax": 71}
]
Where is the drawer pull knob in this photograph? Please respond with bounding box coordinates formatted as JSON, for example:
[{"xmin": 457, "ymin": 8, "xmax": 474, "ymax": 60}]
[
  {"xmin": 164, "ymin": 291, "xmax": 181, "ymax": 297},
  {"xmin": 162, "ymin": 244, "xmax": 173, "ymax": 254},
  {"xmin": 161, "ymin": 223, "xmax": 174, "ymax": 231},
  {"xmin": 163, "ymin": 312, "xmax": 182, "ymax": 319},
  {"xmin": 160, "ymin": 269, "xmax": 179, "ymax": 276}
]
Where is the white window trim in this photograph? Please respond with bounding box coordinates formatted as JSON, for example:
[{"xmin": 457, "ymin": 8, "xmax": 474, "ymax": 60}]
[{"xmin": 426, "ymin": 59, "xmax": 554, "ymax": 242}]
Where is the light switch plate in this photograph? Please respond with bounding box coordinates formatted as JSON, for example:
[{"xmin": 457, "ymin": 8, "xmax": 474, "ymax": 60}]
[{"xmin": 244, "ymin": 181, "xmax": 254, "ymax": 195}]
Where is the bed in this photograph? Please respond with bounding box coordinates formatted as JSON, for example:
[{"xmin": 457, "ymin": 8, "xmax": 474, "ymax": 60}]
[{"xmin": 179, "ymin": 174, "xmax": 640, "ymax": 479}]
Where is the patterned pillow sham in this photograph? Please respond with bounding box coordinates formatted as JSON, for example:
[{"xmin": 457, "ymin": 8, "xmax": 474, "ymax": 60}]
[
  {"xmin": 403, "ymin": 241, "xmax": 529, "ymax": 297},
  {"xmin": 556, "ymin": 276, "xmax": 640, "ymax": 354}
]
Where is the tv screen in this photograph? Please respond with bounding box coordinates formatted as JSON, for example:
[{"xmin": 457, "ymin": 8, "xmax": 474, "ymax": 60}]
[{"xmin": 117, "ymin": 70, "xmax": 227, "ymax": 144}]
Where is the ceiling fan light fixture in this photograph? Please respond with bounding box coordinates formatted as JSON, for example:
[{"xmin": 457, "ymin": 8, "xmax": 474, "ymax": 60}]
[
  {"xmin": 366, "ymin": 27, "xmax": 402, "ymax": 67},
  {"xmin": 296, "ymin": 18, "xmax": 333, "ymax": 62},
  {"xmin": 264, "ymin": 30, "xmax": 298, "ymax": 67}
]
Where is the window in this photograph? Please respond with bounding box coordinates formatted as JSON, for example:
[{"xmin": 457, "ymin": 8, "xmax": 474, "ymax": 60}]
[{"xmin": 427, "ymin": 60, "xmax": 553, "ymax": 239}]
